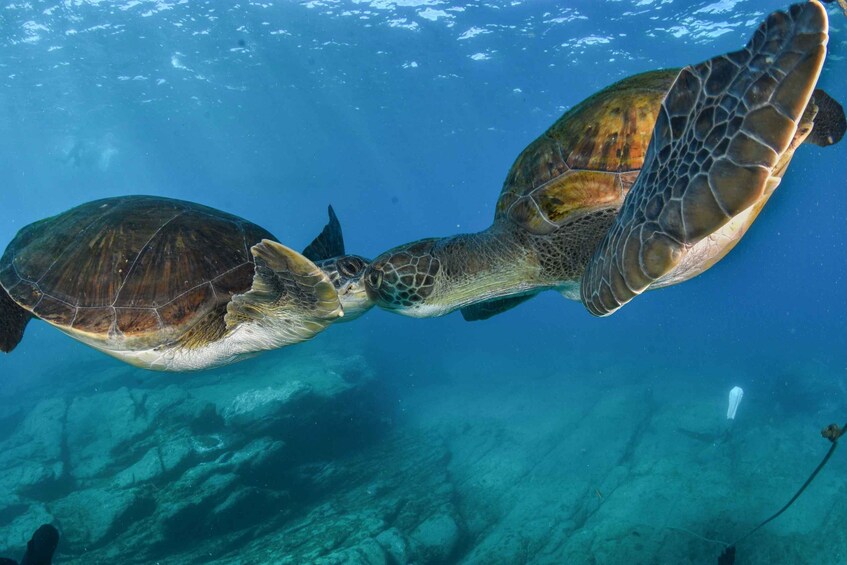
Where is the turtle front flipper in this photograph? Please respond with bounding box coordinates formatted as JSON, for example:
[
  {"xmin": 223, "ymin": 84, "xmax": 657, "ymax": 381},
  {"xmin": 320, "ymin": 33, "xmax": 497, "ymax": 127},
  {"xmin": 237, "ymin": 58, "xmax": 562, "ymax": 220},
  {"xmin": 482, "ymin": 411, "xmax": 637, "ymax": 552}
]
[
  {"xmin": 581, "ymin": 1, "xmax": 828, "ymax": 316},
  {"xmin": 0, "ymin": 285, "xmax": 32, "ymax": 353},
  {"xmin": 225, "ymin": 239, "xmax": 343, "ymax": 349}
]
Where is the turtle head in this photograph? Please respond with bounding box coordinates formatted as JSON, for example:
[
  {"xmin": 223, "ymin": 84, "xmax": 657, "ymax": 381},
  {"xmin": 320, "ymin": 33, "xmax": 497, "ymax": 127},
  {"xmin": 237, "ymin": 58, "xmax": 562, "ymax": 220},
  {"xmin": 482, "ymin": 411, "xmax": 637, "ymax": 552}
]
[
  {"xmin": 364, "ymin": 239, "xmax": 444, "ymax": 318},
  {"xmin": 303, "ymin": 206, "xmax": 374, "ymax": 321},
  {"xmin": 366, "ymin": 230, "xmax": 544, "ymax": 318},
  {"xmin": 315, "ymin": 254, "xmax": 373, "ymax": 321}
]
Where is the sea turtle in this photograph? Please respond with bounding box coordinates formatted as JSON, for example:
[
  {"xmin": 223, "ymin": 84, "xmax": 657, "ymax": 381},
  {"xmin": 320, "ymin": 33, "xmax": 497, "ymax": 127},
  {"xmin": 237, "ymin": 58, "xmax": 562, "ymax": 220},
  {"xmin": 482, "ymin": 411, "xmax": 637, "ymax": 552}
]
[
  {"xmin": 364, "ymin": 1, "xmax": 845, "ymax": 320},
  {"xmin": 0, "ymin": 196, "xmax": 372, "ymax": 371}
]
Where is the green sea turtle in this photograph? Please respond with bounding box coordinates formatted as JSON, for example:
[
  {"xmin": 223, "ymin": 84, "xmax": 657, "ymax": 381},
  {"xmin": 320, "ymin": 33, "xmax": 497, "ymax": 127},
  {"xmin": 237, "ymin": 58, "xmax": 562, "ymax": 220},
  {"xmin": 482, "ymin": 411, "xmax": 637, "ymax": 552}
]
[
  {"xmin": 364, "ymin": 1, "xmax": 845, "ymax": 320},
  {"xmin": 0, "ymin": 196, "xmax": 372, "ymax": 371}
]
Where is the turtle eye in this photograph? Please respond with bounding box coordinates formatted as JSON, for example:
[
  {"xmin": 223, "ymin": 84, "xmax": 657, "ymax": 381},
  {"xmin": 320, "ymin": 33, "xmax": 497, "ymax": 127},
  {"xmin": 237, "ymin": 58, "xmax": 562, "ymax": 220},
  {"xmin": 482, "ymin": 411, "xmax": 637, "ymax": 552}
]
[
  {"xmin": 338, "ymin": 258, "xmax": 360, "ymax": 278},
  {"xmin": 366, "ymin": 268, "xmax": 383, "ymax": 290}
]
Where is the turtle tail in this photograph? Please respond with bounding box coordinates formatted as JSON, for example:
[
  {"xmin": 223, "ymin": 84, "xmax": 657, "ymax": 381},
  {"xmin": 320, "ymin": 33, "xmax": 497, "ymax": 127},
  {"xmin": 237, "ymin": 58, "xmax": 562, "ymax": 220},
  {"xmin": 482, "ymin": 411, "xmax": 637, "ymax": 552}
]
[{"xmin": 0, "ymin": 285, "xmax": 31, "ymax": 353}]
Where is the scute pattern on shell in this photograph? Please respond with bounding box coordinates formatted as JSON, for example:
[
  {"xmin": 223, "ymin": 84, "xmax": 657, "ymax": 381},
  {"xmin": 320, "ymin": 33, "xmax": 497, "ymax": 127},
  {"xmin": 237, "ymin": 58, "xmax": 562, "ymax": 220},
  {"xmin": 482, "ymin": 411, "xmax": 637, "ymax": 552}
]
[
  {"xmin": 496, "ymin": 69, "xmax": 679, "ymax": 235},
  {"xmin": 0, "ymin": 196, "xmax": 275, "ymax": 349},
  {"xmin": 581, "ymin": 1, "xmax": 827, "ymax": 316}
]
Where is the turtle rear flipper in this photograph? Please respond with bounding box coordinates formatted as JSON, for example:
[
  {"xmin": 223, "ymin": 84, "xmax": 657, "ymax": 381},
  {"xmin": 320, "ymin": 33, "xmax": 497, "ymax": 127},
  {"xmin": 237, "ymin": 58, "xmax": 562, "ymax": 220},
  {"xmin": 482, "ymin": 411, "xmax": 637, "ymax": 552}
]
[
  {"xmin": 302, "ymin": 205, "xmax": 345, "ymax": 262},
  {"xmin": 0, "ymin": 285, "xmax": 31, "ymax": 353},
  {"xmin": 806, "ymin": 88, "xmax": 846, "ymax": 146},
  {"xmin": 226, "ymin": 239, "xmax": 342, "ymax": 349},
  {"xmin": 581, "ymin": 1, "xmax": 828, "ymax": 316},
  {"xmin": 460, "ymin": 293, "xmax": 537, "ymax": 322}
]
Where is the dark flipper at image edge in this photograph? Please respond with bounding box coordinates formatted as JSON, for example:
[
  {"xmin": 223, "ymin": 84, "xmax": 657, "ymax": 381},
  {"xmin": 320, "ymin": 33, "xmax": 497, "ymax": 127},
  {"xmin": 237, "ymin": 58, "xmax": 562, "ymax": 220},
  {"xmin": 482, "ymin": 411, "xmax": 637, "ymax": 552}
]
[{"xmin": 0, "ymin": 285, "xmax": 31, "ymax": 353}]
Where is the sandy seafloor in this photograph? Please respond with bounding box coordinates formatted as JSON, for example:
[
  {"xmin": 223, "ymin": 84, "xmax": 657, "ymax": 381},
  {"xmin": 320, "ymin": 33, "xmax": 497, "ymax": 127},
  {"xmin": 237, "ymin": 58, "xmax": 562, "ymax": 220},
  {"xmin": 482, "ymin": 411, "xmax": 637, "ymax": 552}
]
[{"xmin": 1, "ymin": 0, "xmax": 847, "ymax": 563}]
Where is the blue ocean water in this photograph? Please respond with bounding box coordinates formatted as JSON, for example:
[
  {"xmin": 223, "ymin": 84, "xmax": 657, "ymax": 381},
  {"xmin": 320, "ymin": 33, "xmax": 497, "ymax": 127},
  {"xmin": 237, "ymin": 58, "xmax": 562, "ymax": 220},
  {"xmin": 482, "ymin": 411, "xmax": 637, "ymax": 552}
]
[{"xmin": 0, "ymin": 1, "xmax": 845, "ymax": 563}]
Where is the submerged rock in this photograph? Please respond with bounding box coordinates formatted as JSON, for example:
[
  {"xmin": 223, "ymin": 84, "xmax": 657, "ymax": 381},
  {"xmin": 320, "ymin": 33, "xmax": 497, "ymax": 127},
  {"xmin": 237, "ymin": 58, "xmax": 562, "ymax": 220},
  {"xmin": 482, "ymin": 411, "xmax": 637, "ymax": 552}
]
[
  {"xmin": 222, "ymin": 381, "xmax": 310, "ymax": 430},
  {"xmin": 1, "ymin": 349, "xmax": 407, "ymax": 562},
  {"xmin": 0, "ymin": 398, "xmax": 67, "ymax": 496},
  {"xmin": 49, "ymin": 487, "xmax": 143, "ymax": 550},
  {"xmin": 112, "ymin": 447, "xmax": 164, "ymax": 488},
  {"xmin": 375, "ymin": 527, "xmax": 411, "ymax": 564},
  {"xmin": 411, "ymin": 512, "xmax": 461, "ymax": 563},
  {"xmin": 316, "ymin": 538, "xmax": 388, "ymax": 565},
  {"xmin": 66, "ymin": 386, "xmax": 192, "ymax": 480},
  {"xmin": 159, "ymin": 435, "xmax": 196, "ymax": 474},
  {"xmin": 53, "ymin": 426, "xmax": 460, "ymax": 564}
]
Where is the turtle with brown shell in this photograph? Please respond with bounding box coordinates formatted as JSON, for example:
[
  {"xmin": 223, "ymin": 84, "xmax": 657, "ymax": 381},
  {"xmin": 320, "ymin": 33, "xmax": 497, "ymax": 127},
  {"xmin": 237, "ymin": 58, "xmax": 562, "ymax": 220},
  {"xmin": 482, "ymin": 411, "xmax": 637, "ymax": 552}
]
[
  {"xmin": 363, "ymin": 0, "xmax": 845, "ymax": 321},
  {"xmin": 0, "ymin": 197, "xmax": 372, "ymax": 371}
]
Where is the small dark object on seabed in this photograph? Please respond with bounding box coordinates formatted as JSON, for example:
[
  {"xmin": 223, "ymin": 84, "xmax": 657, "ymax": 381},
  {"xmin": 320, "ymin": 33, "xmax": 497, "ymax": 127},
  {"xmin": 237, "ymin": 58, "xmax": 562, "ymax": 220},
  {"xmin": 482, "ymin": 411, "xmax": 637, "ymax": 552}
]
[
  {"xmin": 0, "ymin": 524, "xmax": 59, "ymax": 565},
  {"xmin": 717, "ymin": 545, "xmax": 736, "ymax": 565},
  {"xmin": 821, "ymin": 423, "xmax": 844, "ymax": 442}
]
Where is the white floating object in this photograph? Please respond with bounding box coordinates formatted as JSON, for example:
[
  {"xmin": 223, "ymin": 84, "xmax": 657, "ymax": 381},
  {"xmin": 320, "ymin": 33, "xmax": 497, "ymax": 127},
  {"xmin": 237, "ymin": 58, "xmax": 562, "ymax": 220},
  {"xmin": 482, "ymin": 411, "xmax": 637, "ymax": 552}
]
[{"xmin": 727, "ymin": 386, "xmax": 744, "ymax": 420}]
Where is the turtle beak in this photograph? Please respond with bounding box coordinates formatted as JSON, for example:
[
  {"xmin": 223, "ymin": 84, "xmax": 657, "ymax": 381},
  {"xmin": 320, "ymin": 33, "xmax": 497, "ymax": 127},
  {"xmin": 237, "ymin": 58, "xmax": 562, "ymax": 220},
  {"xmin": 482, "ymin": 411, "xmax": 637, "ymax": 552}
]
[{"xmin": 337, "ymin": 274, "xmax": 374, "ymax": 322}]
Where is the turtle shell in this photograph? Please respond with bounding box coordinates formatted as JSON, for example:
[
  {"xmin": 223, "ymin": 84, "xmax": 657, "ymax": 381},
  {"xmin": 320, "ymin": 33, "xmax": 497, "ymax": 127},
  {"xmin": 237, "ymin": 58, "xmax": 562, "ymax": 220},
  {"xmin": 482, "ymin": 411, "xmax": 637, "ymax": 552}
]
[
  {"xmin": 0, "ymin": 196, "xmax": 274, "ymax": 350},
  {"xmin": 496, "ymin": 69, "xmax": 680, "ymax": 234}
]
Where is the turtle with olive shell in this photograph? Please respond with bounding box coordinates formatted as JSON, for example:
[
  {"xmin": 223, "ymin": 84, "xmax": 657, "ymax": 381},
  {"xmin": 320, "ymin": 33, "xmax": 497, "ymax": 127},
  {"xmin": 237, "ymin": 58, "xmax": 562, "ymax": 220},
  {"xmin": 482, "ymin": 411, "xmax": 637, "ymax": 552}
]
[
  {"xmin": 364, "ymin": 0, "xmax": 845, "ymax": 320},
  {"xmin": 0, "ymin": 196, "xmax": 372, "ymax": 371}
]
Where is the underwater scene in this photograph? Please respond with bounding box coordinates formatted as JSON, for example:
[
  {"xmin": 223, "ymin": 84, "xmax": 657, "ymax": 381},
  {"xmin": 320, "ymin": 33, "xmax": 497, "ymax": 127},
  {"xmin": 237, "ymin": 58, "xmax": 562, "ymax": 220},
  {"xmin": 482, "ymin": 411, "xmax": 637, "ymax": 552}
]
[{"xmin": 1, "ymin": 0, "xmax": 846, "ymax": 563}]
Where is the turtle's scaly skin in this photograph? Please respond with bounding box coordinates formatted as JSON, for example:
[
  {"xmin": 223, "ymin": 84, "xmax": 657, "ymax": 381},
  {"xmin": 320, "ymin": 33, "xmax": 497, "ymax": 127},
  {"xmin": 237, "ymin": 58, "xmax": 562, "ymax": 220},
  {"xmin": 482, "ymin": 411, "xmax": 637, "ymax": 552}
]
[
  {"xmin": 365, "ymin": 1, "xmax": 837, "ymax": 319},
  {"xmin": 0, "ymin": 196, "xmax": 273, "ymax": 350}
]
